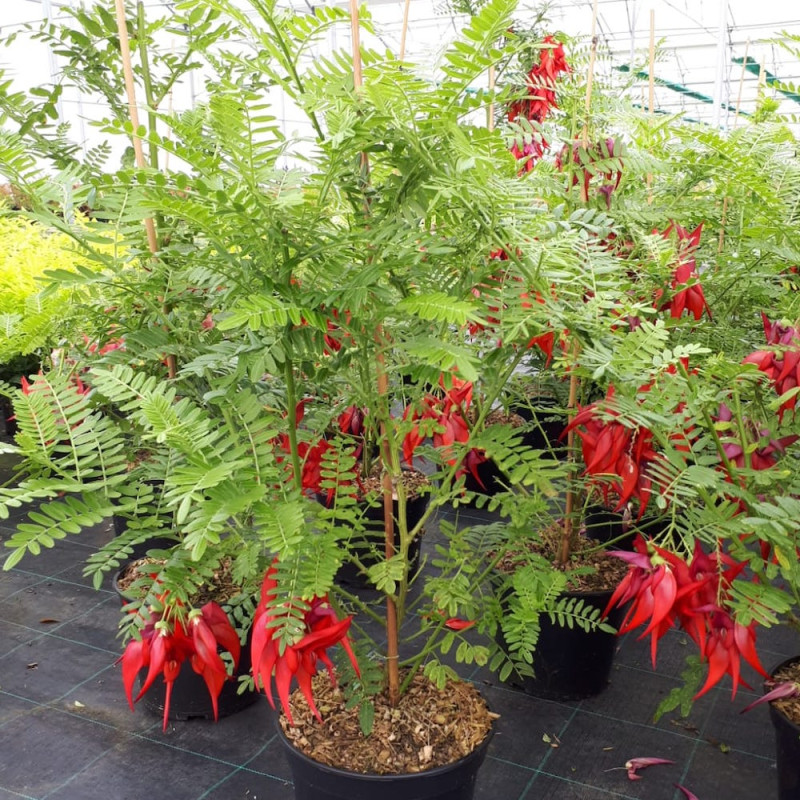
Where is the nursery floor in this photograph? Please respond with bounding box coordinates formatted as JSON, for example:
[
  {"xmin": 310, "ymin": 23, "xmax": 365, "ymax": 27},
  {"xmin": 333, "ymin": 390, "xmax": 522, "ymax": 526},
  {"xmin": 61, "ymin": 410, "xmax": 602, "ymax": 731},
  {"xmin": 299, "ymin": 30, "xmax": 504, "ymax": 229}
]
[{"xmin": 0, "ymin": 442, "xmax": 795, "ymax": 800}]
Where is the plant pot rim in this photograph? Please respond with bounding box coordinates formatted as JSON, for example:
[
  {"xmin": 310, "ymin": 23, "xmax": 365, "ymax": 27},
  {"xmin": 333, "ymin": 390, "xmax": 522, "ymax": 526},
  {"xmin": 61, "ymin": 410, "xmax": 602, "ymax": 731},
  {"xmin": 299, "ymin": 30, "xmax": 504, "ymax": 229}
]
[
  {"xmin": 767, "ymin": 655, "xmax": 800, "ymax": 731},
  {"xmin": 275, "ymin": 711, "xmax": 494, "ymax": 782}
]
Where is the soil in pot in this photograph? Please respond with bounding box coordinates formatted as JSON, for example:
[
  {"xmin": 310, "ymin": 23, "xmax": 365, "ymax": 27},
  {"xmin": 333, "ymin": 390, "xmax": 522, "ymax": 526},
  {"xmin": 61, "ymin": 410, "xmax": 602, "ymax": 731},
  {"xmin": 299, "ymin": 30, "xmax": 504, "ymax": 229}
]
[
  {"xmin": 766, "ymin": 658, "xmax": 800, "ymax": 800},
  {"xmin": 277, "ymin": 672, "xmax": 495, "ymax": 800},
  {"xmin": 326, "ymin": 469, "xmax": 431, "ymax": 589},
  {"xmin": 114, "ymin": 558, "xmax": 257, "ymax": 721},
  {"xmin": 495, "ymin": 527, "xmax": 630, "ymax": 701}
]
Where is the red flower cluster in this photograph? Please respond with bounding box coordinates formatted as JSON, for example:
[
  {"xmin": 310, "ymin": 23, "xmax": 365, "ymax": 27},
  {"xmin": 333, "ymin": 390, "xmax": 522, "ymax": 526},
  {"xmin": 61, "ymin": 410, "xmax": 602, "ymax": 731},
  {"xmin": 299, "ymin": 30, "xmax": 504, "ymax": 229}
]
[
  {"xmin": 120, "ymin": 600, "xmax": 241, "ymax": 731},
  {"xmin": 506, "ymin": 35, "xmax": 569, "ymax": 172},
  {"xmin": 468, "ymin": 252, "xmax": 557, "ymax": 364},
  {"xmin": 507, "ymin": 35, "xmax": 569, "ymax": 125},
  {"xmin": 742, "ymin": 314, "xmax": 800, "ymax": 420},
  {"xmin": 273, "ymin": 401, "xmax": 339, "ymax": 494},
  {"xmin": 605, "ymin": 537, "xmax": 767, "ymax": 698},
  {"xmin": 21, "ymin": 372, "xmax": 89, "ymax": 398},
  {"xmin": 556, "ymin": 138, "xmax": 623, "ymax": 208},
  {"xmin": 656, "ymin": 223, "xmax": 711, "ymax": 321},
  {"xmin": 509, "ymin": 138, "xmax": 546, "ymax": 173},
  {"xmin": 322, "ymin": 308, "xmax": 352, "ymax": 355},
  {"xmin": 251, "ymin": 563, "xmax": 359, "ymax": 724},
  {"xmin": 564, "ymin": 385, "xmax": 661, "ymax": 516},
  {"xmin": 83, "ymin": 333, "xmax": 126, "ymax": 356},
  {"xmin": 716, "ymin": 402, "xmax": 798, "ymax": 471},
  {"xmin": 402, "ymin": 375, "xmax": 488, "ymax": 485}
]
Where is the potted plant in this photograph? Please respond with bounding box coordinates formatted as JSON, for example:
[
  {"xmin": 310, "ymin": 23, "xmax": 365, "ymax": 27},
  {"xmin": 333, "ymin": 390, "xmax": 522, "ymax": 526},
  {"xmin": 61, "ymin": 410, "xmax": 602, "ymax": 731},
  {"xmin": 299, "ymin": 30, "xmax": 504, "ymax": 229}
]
[
  {"xmin": 0, "ymin": 0, "xmax": 589, "ymax": 795},
  {"xmin": 5, "ymin": 1, "xmax": 799, "ymax": 796}
]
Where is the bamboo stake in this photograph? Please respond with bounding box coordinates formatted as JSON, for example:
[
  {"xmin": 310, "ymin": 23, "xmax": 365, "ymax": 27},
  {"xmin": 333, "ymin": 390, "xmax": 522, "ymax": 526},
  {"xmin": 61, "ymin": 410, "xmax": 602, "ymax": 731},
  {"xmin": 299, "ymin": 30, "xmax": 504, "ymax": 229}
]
[
  {"xmin": 113, "ymin": 0, "xmax": 177, "ymax": 380},
  {"xmin": 488, "ymin": 65, "xmax": 496, "ymax": 131},
  {"xmin": 114, "ymin": 0, "xmax": 157, "ymax": 254},
  {"xmin": 646, "ymin": 9, "xmax": 655, "ymax": 202},
  {"xmin": 348, "ymin": 0, "xmax": 400, "ymax": 706},
  {"xmin": 399, "ymin": 0, "xmax": 411, "ymax": 61},
  {"xmin": 349, "ymin": 0, "xmax": 363, "ymax": 89},
  {"xmin": 718, "ymin": 42, "xmax": 750, "ymax": 255},
  {"xmin": 648, "ymin": 10, "xmax": 655, "ymax": 116},
  {"xmin": 580, "ymin": 0, "xmax": 600, "ymax": 148},
  {"xmin": 733, "ymin": 39, "xmax": 750, "ymax": 127},
  {"xmin": 560, "ymin": 0, "xmax": 600, "ymax": 567}
]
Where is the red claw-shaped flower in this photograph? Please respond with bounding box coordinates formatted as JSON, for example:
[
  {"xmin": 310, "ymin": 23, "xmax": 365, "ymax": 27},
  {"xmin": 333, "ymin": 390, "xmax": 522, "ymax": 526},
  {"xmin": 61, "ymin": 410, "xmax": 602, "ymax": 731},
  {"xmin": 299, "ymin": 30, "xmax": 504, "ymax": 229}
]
[
  {"xmin": 251, "ymin": 562, "xmax": 360, "ymax": 725},
  {"xmin": 121, "ymin": 636, "xmax": 150, "ymax": 712},
  {"xmin": 606, "ymin": 538, "xmax": 766, "ymax": 699},
  {"xmin": 742, "ymin": 315, "xmax": 800, "ymax": 421},
  {"xmin": 119, "ymin": 599, "xmax": 240, "ymax": 731},
  {"xmin": 740, "ymin": 681, "xmax": 800, "ymax": 714},
  {"xmin": 625, "ymin": 756, "xmax": 675, "ymax": 781},
  {"xmin": 675, "ymin": 784, "xmax": 700, "ymax": 799},
  {"xmin": 564, "ymin": 385, "xmax": 662, "ymax": 516},
  {"xmin": 656, "ymin": 223, "xmax": 710, "ymax": 321}
]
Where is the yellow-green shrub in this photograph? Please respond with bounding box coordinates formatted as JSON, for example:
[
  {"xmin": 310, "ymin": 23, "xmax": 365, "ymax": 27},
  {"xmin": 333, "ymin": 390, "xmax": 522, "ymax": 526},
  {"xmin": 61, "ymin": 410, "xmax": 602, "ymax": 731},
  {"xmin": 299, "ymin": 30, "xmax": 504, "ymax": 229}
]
[{"xmin": 0, "ymin": 215, "xmax": 101, "ymax": 368}]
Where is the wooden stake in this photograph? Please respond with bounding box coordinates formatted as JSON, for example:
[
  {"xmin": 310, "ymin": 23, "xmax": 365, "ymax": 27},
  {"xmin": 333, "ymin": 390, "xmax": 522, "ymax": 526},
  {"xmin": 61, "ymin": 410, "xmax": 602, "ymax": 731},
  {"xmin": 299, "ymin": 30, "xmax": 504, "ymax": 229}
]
[
  {"xmin": 558, "ymin": 348, "xmax": 581, "ymax": 567},
  {"xmin": 349, "ymin": 0, "xmax": 363, "ymax": 89},
  {"xmin": 733, "ymin": 39, "xmax": 750, "ymax": 127},
  {"xmin": 113, "ymin": 0, "xmax": 177, "ymax": 379},
  {"xmin": 399, "ymin": 0, "xmax": 411, "ymax": 61},
  {"xmin": 647, "ymin": 9, "xmax": 655, "ymax": 202},
  {"xmin": 718, "ymin": 43, "xmax": 750, "ymax": 255},
  {"xmin": 114, "ymin": 0, "xmax": 157, "ymax": 255},
  {"xmin": 580, "ymin": 0, "xmax": 600, "ymax": 148},
  {"xmin": 648, "ymin": 10, "xmax": 655, "ymax": 115},
  {"xmin": 488, "ymin": 65, "xmax": 496, "ymax": 131},
  {"xmin": 348, "ymin": 0, "xmax": 399, "ymax": 706}
]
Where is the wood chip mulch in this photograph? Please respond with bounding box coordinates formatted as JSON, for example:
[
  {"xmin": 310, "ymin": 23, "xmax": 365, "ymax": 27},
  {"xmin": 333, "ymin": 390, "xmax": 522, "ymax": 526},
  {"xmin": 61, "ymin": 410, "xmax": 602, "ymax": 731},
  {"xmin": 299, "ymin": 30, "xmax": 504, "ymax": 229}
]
[
  {"xmin": 116, "ymin": 557, "xmax": 242, "ymax": 605},
  {"xmin": 280, "ymin": 672, "xmax": 496, "ymax": 775},
  {"xmin": 492, "ymin": 521, "xmax": 630, "ymax": 592},
  {"xmin": 771, "ymin": 659, "xmax": 800, "ymax": 726},
  {"xmin": 485, "ymin": 409, "xmax": 526, "ymax": 428},
  {"xmin": 361, "ymin": 468, "xmax": 430, "ymax": 501}
]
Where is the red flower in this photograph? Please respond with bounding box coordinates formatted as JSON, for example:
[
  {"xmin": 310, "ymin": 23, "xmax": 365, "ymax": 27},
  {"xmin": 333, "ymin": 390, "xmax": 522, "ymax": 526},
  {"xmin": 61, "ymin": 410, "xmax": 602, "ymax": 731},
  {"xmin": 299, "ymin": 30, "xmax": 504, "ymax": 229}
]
[
  {"xmin": 605, "ymin": 538, "xmax": 767, "ymax": 698},
  {"xmin": 83, "ymin": 334, "xmax": 126, "ymax": 356},
  {"xmin": 120, "ymin": 600, "xmax": 240, "ymax": 731},
  {"xmin": 322, "ymin": 308, "xmax": 352, "ymax": 355},
  {"xmin": 743, "ymin": 314, "xmax": 800, "ymax": 420},
  {"xmin": 507, "ymin": 36, "xmax": 569, "ymax": 126},
  {"xmin": 564, "ymin": 385, "xmax": 661, "ymax": 516},
  {"xmin": 656, "ymin": 223, "xmax": 711, "ymax": 321},
  {"xmin": 250, "ymin": 562, "xmax": 360, "ymax": 724},
  {"xmin": 716, "ymin": 402, "xmax": 798, "ymax": 471},
  {"xmin": 510, "ymin": 138, "xmax": 546, "ymax": 174},
  {"xmin": 556, "ymin": 138, "xmax": 623, "ymax": 207}
]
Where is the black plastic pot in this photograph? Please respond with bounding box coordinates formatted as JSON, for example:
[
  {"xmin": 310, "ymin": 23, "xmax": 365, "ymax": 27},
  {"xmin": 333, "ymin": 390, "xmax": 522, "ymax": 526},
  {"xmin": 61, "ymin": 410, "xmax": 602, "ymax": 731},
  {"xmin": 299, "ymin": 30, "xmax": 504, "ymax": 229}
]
[
  {"xmin": 767, "ymin": 657, "xmax": 800, "ymax": 800},
  {"xmin": 510, "ymin": 396, "xmax": 566, "ymax": 454},
  {"xmin": 583, "ymin": 505, "xmax": 633, "ymax": 550},
  {"xmin": 276, "ymin": 717, "xmax": 493, "ymax": 800},
  {"xmin": 463, "ymin": 421, "xmax": 543, "ymax": 497},
  {"xmin": 138, "ymin": 651, "xmax": 257, "ymax": 722},
  {"xmin": 502, "ymin": 587, "xmax": 625, "ymax": 701},
  {"xmin": 334, "ymin": 491, "xmax": 429, "ymax": 588},
  {"xmin": 1, "ymin": 396, "xmax": 17, "ymax": 437}
]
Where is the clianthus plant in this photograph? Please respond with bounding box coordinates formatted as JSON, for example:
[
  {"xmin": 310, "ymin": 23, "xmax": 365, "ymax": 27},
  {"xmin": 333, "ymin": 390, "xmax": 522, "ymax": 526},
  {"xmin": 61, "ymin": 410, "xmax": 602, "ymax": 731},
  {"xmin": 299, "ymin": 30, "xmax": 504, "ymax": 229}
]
[
  {"xmin": 0, "ymin": 0, "xmax": 620, "ymax": 741},
  {"xmin": 2, "ymin": 0, "xmax": 800, "ymax": 738}
]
